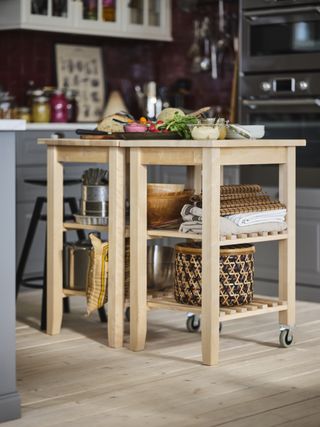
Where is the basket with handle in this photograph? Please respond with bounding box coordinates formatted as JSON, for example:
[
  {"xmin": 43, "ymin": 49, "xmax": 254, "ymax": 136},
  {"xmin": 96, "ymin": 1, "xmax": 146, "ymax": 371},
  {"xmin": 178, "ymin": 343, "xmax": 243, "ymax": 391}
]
[{"xmin": 174, "ymin": 242, "xmax": 255, "ymax": 307}]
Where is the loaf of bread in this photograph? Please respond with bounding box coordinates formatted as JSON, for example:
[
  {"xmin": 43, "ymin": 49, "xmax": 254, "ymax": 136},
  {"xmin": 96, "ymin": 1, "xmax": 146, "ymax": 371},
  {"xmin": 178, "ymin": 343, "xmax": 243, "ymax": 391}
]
[{"xmin": 97, "ymin": 113, "xmax": 132, "ymax": 133}]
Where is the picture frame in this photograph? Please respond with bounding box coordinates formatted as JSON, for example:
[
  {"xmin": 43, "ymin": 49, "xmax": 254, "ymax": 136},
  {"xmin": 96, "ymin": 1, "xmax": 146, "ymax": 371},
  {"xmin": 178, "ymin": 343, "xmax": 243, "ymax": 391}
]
[{"xmin": 55, "ymin": 44, "xmax": 105, "ymax": 122}]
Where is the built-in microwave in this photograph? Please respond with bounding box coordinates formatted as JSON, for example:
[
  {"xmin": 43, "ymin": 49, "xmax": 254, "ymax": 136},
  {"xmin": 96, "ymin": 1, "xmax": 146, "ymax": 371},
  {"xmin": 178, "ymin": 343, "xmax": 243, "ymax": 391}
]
[{"xmin": 241, "ymin": 0, "xmax": 320, "ymax": 73}]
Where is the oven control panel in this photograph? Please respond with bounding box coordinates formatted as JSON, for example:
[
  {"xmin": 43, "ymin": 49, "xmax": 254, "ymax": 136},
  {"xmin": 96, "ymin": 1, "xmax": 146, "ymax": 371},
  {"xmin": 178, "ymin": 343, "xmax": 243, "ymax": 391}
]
[{"xmin": 240, "ymin": 73, "xmax": 320, "ymax": 98}]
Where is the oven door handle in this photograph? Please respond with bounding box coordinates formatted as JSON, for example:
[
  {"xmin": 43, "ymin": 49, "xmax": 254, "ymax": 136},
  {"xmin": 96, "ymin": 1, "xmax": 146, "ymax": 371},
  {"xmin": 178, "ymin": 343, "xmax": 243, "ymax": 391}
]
[
  {"xmin": 242, "ymin": 98, "xmax": 320, "ymax": 108},
  {"xmin": 245, "ymin": 6, "xmax": 320, "ymax": 20}
]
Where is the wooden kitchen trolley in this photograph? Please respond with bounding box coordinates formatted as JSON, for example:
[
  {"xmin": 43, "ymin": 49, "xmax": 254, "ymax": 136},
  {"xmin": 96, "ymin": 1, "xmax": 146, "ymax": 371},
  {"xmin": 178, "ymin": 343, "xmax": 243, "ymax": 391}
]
[
  {"xmin": 38, "ymin": 138, "xmax": 126, "ymax": 349},
  {"xmin": 123, "ymin": 138, "xmax": 306, "ymax": 366}
]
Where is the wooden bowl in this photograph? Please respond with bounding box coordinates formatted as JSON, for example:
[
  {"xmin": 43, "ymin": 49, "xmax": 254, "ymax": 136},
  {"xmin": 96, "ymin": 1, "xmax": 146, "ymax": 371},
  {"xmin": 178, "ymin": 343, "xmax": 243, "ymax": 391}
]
[
  {"xmin": 147, "ymin": 183, "xmax": 185, "ymax": 194},
  {"xmin": 147, "ymin": 190, "xmax": 193, "ymax": 228}
]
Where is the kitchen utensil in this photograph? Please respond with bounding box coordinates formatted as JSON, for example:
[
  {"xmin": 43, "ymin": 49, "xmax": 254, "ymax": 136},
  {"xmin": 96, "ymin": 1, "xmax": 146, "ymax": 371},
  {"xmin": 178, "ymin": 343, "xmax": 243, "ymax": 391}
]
[
  {"xmin": 81, "ymin": 184, "xmax": 108, "ymax": 202},
  {"xmin": 226, "ymin": 125, "xmax": 265, "ymax": 140},
  {"xmin": 64, "ymin": 241, "xmax": 92, "ymax": 291},
  {"xmin": 74, "ymin": 214, "xmax": 108, "ymax": 225},
  {"xmin": 147, "ymin": 245, "xmax": 175, "ymax": 290}
]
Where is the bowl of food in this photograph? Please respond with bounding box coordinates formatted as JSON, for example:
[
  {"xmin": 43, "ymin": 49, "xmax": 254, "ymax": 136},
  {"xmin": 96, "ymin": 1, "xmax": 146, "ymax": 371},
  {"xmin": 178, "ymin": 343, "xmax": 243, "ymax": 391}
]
[
  {"xmin": 124, "ymin": 122, "xmax": 148, "ymax": 132},
  {"xmin": 188, "ymin": 118, "xmax": 227, "ymax": 140}
]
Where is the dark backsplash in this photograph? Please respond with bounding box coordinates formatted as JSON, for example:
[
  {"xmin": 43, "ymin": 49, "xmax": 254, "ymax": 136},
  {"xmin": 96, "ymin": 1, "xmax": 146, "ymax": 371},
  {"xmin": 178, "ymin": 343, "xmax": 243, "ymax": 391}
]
[{"xmin": 0, "ymin": 1, "xmax": 238, "ymax": 118}]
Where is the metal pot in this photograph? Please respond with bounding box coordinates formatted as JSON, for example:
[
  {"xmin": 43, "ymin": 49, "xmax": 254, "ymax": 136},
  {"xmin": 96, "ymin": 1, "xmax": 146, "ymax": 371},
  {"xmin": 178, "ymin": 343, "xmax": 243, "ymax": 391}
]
[
  {"xmin": 63, "ymin": 241, "xmax": 92, "ymax": 291},
  {"xmin": 81, "ymin": 185, "xmax": 108, "ymax": 202},
  {"xmin": 147, "ymin": 245, "xmax": 175, "ymax": 290}
]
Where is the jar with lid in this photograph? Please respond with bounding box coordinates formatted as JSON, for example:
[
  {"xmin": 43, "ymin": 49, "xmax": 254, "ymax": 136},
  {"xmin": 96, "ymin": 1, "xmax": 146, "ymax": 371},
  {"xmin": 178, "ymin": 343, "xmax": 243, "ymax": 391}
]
[
  {"xmin": 16, "ymin": 107, "xmax": 31, "ymax": 122},
  {"xmin": 32, "ymin": 96, "xmax": 50, "ymax": 122},
  {"xmin": 65, "ymin": 89, "xmax": 78, "ymax": 122},
  {"xmin": 103, "ymin": 0, "xmax": 116, "ymax": 22},
  {"xmin": 0, "ymin": 92, "xmax": 16, "ymax": 119},
  {"xmin": 50, "ymin": 89, "xmax": 68, "ymax": 123}
]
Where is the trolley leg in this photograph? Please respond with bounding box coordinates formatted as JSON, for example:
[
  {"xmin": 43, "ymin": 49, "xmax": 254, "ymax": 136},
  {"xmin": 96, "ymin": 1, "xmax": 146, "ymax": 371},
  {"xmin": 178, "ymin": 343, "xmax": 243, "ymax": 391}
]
[
  {"xmin": 130, "ymin": 148, "xmax": 147, "ymax": 351},
  {"xmin": 202, "ymin": 148, "xmax": 221, "ymax": 366},
  {"xmin": 278, "ymin": 147, "xmax": 296, "ymax": 328}
]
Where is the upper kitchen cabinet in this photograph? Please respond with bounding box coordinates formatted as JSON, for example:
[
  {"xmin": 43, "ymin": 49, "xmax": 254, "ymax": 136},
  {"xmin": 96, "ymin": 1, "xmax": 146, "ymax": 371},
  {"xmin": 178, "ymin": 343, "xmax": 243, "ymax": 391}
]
[
  {"xmin": 0, "ymin": 0, "xmax": 74, "ymax": 32},
  {"xmin": 0, "ymin": 0, "xmax": 172, "ymax": 41},
  {"xmin": 124, "ymin": 0, "xmax": 172, "ymax": 41}
]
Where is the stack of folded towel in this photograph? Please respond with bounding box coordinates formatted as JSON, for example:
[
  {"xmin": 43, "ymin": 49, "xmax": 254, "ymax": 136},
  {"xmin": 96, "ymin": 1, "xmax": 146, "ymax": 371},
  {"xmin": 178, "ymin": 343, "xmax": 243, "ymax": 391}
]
[{"xmin": 179, "ymin": 185, "xmax": 288, "ymax": 235}]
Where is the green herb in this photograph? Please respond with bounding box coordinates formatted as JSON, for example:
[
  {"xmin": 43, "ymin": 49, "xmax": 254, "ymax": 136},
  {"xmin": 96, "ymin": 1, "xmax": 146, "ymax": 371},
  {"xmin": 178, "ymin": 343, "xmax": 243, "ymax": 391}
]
[{"xmin": 159, "ymin": 112, "xmax": 199, "ymax": 139}]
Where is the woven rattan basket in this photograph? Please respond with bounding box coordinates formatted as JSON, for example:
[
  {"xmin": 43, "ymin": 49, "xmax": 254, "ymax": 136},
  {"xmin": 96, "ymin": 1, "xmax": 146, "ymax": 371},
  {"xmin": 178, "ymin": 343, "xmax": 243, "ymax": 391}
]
[{"xmin": 174, "ymin": 242, "xmax": 255, "ymax": 307}]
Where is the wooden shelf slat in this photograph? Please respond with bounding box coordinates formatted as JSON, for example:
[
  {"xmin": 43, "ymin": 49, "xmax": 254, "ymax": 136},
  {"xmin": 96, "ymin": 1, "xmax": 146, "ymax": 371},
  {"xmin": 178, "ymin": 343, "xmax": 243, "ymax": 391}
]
[
  {"xmin": 147, "ymin": 229, "xmax": 288, "ymax": 245},
  {"xmin": 63, "ymin": 289, "xmax": 86, "ymax": 297},
  {"xmin": 63, "ymin": 222, "xmax": 130, "ymax": 237},
  {"xmin": 147, "ymin": 296, "xmax": 288, "ymax": 322}
]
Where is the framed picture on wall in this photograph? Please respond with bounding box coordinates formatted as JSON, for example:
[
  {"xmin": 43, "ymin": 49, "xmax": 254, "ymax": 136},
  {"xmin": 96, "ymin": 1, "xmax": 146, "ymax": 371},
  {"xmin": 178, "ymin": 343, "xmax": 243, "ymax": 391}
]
[{"xmin": 55, "ymin": 44, "xmax": 105, "ymax": 122}]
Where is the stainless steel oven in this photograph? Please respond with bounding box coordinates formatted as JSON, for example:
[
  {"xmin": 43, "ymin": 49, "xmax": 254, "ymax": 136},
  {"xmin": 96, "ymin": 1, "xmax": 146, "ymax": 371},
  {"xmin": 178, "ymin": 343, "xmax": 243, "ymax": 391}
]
[
  {"xmin": 240, "ymin": 73, "xmax": 320, "ymax": 166},
  {"xmin": 241, "ymin": 0, "xmax": 320, "ymax": 73}
]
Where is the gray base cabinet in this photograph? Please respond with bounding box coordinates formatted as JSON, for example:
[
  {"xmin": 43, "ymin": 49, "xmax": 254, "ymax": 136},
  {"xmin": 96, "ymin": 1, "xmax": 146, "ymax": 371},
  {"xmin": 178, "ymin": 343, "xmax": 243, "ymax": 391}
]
[
  {"xmin": 16, "ymin": 129, "xmax": 90, "ymax": 279},
  {"xmin": 254, "ymin": 187, "xmax": 320, "ymax": 301}
]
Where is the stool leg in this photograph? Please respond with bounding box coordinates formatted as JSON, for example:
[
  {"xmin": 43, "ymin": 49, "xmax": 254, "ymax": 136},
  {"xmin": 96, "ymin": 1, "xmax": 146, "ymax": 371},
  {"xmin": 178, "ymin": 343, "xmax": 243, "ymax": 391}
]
[
  {"xmin": 40, "ymin": 229, "xmax": 47, "ymax": 331},
  {"xmin": 16, "ymin": 197, "xmax": 46, "ymax": 297},
  {"xmin": 98, "ymin": 306, "xmax": 107, "ymax": 323},
  {"xmin": 63, "ymin": 297, "xmax": 70, "ymax": 313},
  {"xmin": 62, "ymin": 231, "xmax": 71, "ymax": 314},
  {"xmin": 66, "ymin": 197, "xmax": 86, "ymax": 241}
]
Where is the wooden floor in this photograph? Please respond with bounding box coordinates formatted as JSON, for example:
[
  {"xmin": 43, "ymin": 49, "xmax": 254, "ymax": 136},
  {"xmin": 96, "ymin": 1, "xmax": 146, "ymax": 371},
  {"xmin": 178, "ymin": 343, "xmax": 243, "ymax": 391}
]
[{"xmin": 6, "ymin": 290, "xmax": 320, "ymax": 427}]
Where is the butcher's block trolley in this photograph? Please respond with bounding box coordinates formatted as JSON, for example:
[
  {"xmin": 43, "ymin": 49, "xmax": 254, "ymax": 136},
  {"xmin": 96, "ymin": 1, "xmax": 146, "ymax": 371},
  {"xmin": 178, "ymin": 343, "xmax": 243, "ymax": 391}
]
[{"xmin": 123, "ymin": 138, "xmax": 306, "ymax": 366}]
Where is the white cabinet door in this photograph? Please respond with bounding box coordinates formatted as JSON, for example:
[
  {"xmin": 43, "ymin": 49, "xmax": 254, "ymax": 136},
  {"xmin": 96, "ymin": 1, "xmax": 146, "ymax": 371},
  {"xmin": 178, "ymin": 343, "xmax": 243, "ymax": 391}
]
[
  {"xmin": 22, "ymin": 0, "xmax": 74, "ymax": 31},
  {"xmin": 124, "ymin": 0, "xmax": 172, "ymax": 41},
  {"xmin": 0, "ymin": 0, "xmax": 172, "ymax": 40},
  {"xmin": 73, "ymin": 0, "xmax": 122, "ymax": 35}
]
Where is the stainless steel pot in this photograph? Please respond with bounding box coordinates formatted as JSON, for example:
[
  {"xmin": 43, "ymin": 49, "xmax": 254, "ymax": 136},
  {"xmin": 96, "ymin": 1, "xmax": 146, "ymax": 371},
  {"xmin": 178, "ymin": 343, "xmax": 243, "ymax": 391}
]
[
  {"xmin": 147, "ymin": 245, "xmax": 175, "ymax": 290},
  {"xmin": 81, "ymin": 185, "xmax": 108, "ymax": 202},
  {"xmin": 80, "ymin": 200, "xmax": 108, "ymax": 216},
  {"xmin": 80, "ymin": 184, "xmax": 108, "ymax": 217},
  {"xmin": 63, "ymin": 241, "xmax": 92, "ymax": 291}
]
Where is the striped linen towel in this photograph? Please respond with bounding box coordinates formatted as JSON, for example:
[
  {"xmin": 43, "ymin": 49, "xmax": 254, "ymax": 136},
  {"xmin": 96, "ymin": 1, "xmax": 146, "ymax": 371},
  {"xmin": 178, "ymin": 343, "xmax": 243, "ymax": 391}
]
[{"xmin": 226, "ymin": 209, "xmax": 287, "ymax": 227}]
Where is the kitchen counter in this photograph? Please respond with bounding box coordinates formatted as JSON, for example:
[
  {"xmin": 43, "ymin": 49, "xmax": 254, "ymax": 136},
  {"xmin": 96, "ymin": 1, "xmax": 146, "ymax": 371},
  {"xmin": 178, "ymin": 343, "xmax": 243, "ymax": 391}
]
[
  {"xmin": 0, "ymin": 121, "xmax": 25, "ymax": 422},
  {"xmin": 26, "ymin": 122, "xmax": 95, "ymax": 131}
]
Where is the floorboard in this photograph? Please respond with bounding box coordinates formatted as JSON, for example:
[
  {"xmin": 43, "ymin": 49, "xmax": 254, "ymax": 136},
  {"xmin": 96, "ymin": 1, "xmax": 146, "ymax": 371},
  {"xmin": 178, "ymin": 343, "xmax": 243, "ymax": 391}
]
[{"xmin": 3, "ymin": 290, "xmax": 319, "ymax": 427}]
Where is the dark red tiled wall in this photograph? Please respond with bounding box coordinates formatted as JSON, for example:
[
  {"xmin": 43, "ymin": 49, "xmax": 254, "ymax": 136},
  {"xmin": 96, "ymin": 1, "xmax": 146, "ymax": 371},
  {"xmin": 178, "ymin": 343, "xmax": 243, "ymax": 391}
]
[{"xmin": 0, "ymin": 1, "xmax": 238, "ymax": 117}]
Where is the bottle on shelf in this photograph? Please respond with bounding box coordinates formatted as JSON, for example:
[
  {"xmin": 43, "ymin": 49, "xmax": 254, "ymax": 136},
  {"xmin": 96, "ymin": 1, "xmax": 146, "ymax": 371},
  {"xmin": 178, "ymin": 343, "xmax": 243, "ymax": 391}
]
[
  {"xmin": 103, "ymin": 0, "xmax": 116, "ymax": 22},
  {"xmin": 50, "ymin": 89, "xmax": 68, "ymax": 123},
  {"xmin": 83, "ymin": 0, "xmax": 98, "ymax": 20},
  {"xmin": 65, "ymin": 89, "xmax": 78, "ymax": 123}
]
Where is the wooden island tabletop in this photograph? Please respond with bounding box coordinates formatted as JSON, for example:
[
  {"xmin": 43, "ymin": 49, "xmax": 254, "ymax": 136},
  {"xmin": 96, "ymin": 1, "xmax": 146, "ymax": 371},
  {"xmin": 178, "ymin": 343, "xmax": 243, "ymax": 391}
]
[{"xmin": 38, "ymin": 138, "xmax": 306, "ymax": 148}]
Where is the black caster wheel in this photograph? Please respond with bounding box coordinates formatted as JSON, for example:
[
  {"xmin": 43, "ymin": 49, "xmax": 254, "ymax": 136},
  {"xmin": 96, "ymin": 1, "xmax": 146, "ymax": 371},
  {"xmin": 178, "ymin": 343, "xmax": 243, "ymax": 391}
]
[
  {"xmin": 186, "ymin": 316, "xmax": 222, "ymax": 333},
  {"xmin": 186, "ymin": 315, "xmax": 200, "ymax": 332},
  {"xmin": 279, "ymin": 329, "xmax": 293, "ymax": 348},
  {"xmin": 125, "ymin": 306, "xmax": 130, "ymax": 322}
]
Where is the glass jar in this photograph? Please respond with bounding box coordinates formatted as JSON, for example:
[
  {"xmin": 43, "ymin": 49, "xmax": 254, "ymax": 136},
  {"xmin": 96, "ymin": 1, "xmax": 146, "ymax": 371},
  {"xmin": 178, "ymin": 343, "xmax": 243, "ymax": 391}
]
[
  {"xmin": 32, "ymin": 96, "xmax": 50, "ymax": 122},
  {"xmin": 16, "ymin": 107, "xmax": 31, "ymax": 122},
  {"xmin": 83, "ymin": 0, "xmax": 98, "ymax": 20},
  {"xmin": 103, "ymin": 0, "xmax": 116, "ymax": 22},
  {"xmin": 50, "ymin": 89, "xmax": 68, "ymax": 123},
  {"xmin": 65, "ymin": 89, "xmax": 78, "ymax": 123},
  {"xmin": 0, "ymin": 93, "xmax": 16, "ymax": 119}
]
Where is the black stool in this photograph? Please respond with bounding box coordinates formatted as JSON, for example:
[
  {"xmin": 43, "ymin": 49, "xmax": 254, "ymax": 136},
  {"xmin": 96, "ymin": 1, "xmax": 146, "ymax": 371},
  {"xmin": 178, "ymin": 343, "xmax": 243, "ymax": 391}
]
[{"xmin": 16, "ymin": 179, "xmax": 107, "ymax": 330}]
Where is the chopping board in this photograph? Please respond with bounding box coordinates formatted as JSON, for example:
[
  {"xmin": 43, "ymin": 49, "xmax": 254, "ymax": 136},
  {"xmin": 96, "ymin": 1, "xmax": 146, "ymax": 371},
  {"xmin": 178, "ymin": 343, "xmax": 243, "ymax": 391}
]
[{"xmin": 77, "ymin": 129, "xmax": 181, "ymax": 140}]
